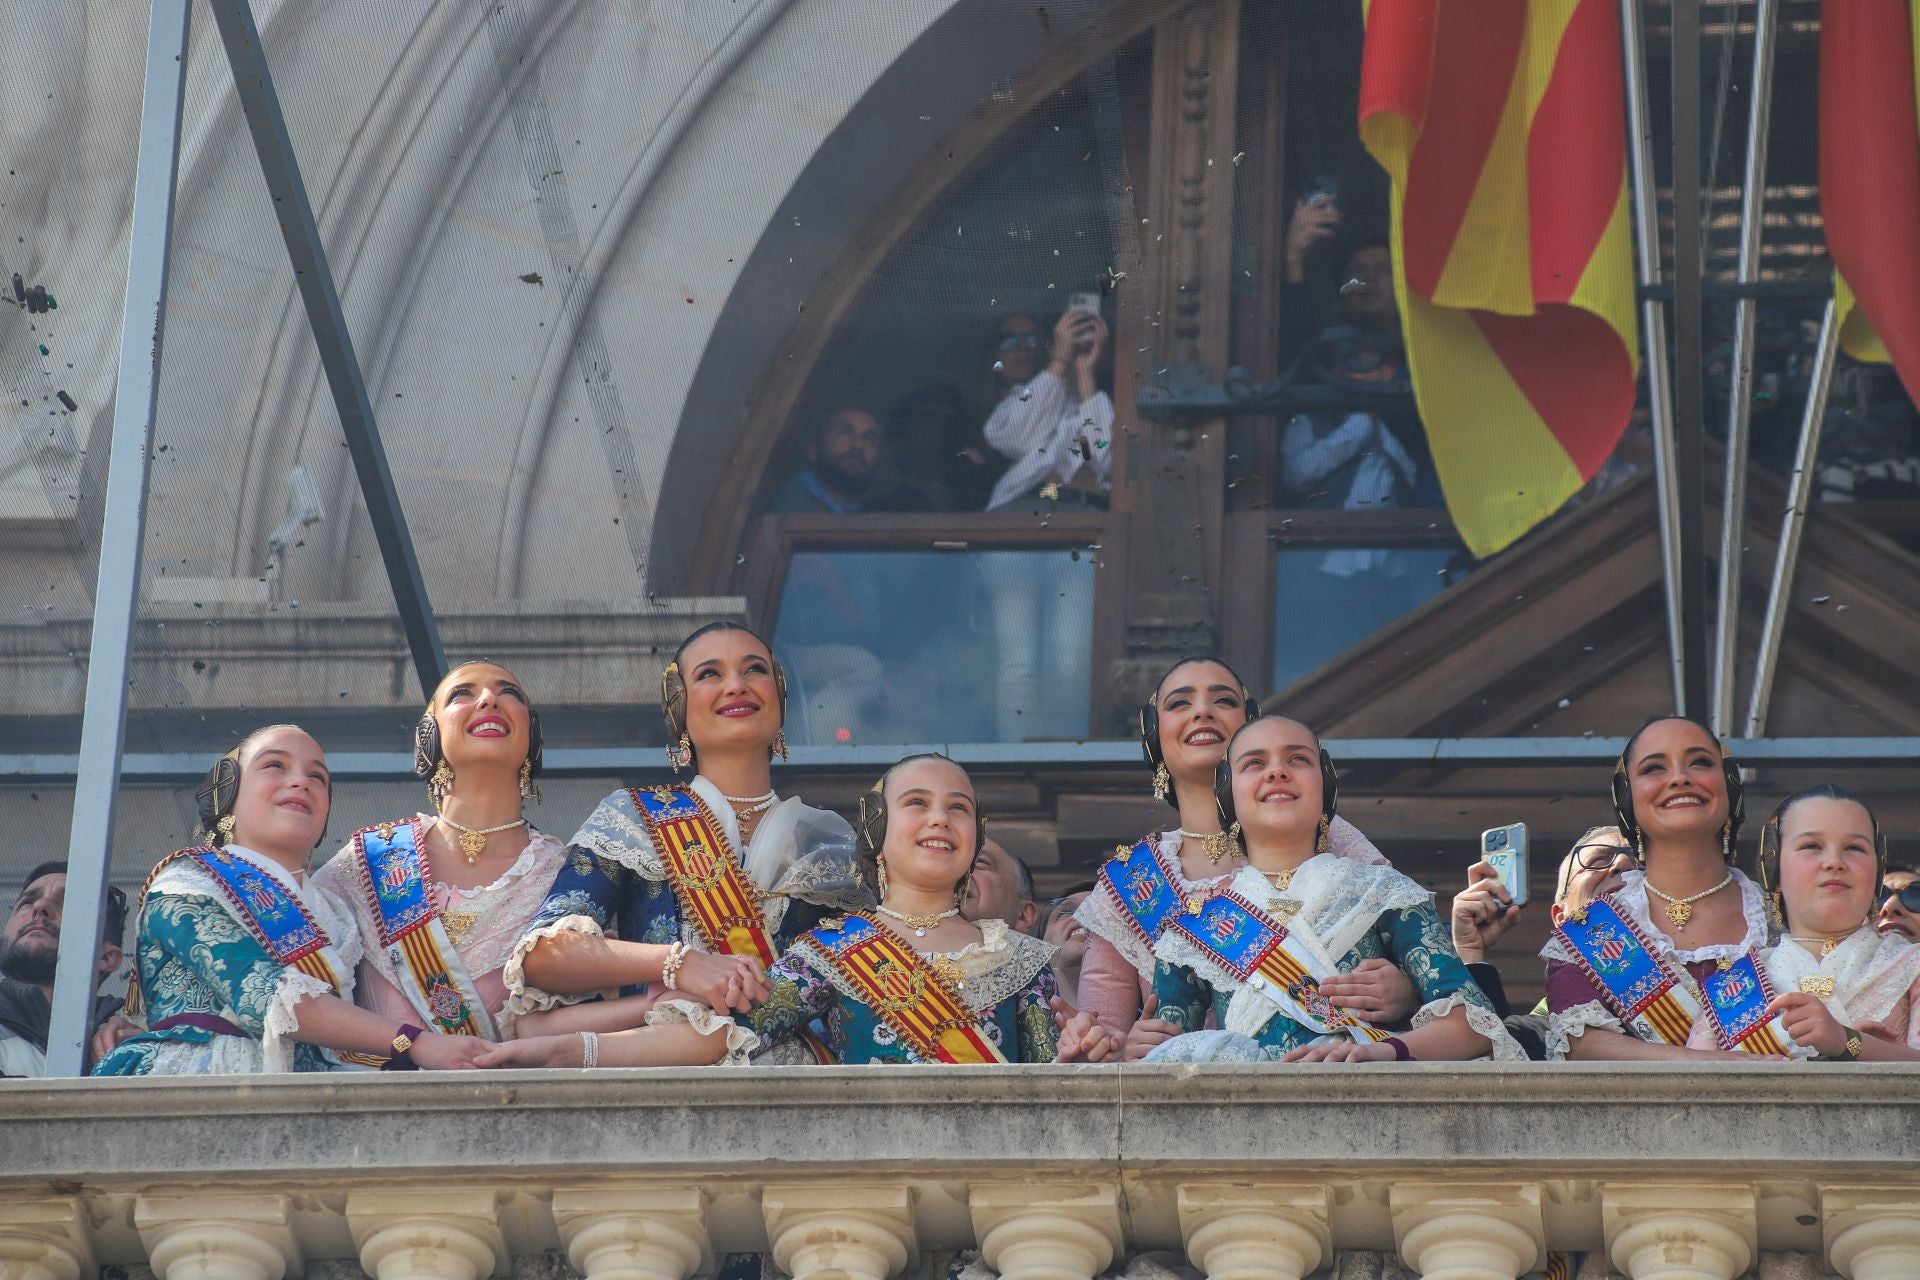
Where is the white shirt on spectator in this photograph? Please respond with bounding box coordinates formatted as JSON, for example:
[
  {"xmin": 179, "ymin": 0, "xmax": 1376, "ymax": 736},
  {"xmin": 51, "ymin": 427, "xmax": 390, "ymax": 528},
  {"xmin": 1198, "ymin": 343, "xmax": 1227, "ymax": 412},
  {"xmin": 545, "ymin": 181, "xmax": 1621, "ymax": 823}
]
[
  {"xmin": 1280, "ymin": 410, "xmax": 1417, "ymax": 578},
  {"xmin": 984, "ymin": 370, "xmax": 1114, "ymax": 509}
]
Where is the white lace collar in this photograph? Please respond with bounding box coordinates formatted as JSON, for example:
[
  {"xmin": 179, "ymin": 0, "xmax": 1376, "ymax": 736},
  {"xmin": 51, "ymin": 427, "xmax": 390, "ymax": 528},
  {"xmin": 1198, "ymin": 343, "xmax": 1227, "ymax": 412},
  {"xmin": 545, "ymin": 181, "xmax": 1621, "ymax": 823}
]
[
  {"xmin": 1766, "ymin": 926, "xmax": 1920, "ymax": 1029},
  {"xmin": 1614, "ymin": 868, "xmax": 1770, "ymax": 964}
]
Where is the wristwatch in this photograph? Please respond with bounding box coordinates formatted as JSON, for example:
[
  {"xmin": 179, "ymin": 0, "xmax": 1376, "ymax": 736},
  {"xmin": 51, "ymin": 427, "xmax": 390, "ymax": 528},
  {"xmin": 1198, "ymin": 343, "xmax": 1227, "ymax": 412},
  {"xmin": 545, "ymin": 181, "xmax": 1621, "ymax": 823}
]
[{"xmin": 381, "ymin": 1023, "xmax": 426, "ymax": 1070}]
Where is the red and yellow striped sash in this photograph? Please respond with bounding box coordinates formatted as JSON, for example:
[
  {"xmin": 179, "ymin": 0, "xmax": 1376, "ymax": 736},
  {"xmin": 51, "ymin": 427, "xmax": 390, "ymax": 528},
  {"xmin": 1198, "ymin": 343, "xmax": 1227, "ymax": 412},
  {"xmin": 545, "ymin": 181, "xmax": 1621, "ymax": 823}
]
[
  {"xmin": 807, "ymin": 914, "xmax": 1006, "ymax": 1064},
  {"xmin": 631, "ymin": 786, "xmax": 777, "ymax": 966}
]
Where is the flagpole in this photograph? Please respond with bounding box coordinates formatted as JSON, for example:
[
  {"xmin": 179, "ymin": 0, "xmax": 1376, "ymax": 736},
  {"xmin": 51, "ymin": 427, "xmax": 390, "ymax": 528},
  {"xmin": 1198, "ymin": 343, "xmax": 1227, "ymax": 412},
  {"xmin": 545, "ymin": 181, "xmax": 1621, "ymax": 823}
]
[
  {"xmin": 1745, "ymin": 299, "xmax": 1839, "ymax": 737},
  {"xmin": 1711, "ymin": 0, "xmax": 1779, "ymax": 735},
  {"xmin": 1621, "ymin": 0, "xmax": 1688, "ymax": 712}
]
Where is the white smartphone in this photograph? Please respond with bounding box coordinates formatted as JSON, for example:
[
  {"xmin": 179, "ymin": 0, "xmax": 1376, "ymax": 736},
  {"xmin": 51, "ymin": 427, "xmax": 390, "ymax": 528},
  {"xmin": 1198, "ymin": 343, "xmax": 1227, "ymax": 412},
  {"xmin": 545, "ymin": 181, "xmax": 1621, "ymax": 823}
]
[
  {"xmin": 1065, "ymin": 290, "xmax": 1103, "ymax": 317},
  {"xmin": 1480, "ymin": 822, "xmax": 1529, "ymax": 907}
]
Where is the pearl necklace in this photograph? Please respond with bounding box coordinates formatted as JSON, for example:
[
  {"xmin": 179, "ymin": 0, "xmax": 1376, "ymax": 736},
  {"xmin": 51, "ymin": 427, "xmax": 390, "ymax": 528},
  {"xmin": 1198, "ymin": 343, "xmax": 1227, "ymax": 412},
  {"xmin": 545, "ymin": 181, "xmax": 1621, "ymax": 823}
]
[
  {"xmin": 437, "ymin": 816, "xmax": 527, "ymax": 864},
  {"xmin": 723, "ymin": 789, "xmax": 778, "ymax": 819},
  {"xmin": 1790, "ymin": 917, "xmax": 1873, "ymax": 959},
  {"xmin": 1644, "ymin": 871, "xmax": 1735, "ymax": 929},
  {"xmin": 876, "ymin": 903, "xmax": 961, "ymax": 938}
]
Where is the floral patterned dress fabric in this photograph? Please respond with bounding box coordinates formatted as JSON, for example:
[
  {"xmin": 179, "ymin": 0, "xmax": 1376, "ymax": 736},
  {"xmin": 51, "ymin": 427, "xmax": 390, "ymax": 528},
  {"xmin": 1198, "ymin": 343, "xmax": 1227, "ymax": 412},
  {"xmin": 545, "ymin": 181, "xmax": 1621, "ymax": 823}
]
[
  {"xmin": 94, "ymin": 847, "xmax": 359, "ymax": 1076},
  {"xmin": 735, "ymin": 920, "xmax": 1062, "ymax": 1064}
]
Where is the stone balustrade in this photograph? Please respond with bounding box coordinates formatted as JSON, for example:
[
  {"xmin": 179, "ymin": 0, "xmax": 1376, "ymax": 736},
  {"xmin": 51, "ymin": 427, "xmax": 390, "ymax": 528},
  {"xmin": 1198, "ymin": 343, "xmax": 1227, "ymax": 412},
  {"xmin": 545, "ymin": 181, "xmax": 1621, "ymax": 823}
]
[{"xmin": 4, "ymin": 1065, "xmax": 1919, "ymax": 1280}]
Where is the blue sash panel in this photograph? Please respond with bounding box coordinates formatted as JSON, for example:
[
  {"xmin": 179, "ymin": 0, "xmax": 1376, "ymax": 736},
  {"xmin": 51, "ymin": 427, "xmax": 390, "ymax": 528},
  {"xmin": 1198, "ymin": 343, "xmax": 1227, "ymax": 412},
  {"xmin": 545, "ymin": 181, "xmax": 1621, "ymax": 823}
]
[
  {"xmin": 1098, "ymin": 838, "xmax": 1184, "ymax": 951},
  {"xmin": 1553, "ymin": 896, "xmax": 1676, "ymax": 1022},
  {"xmin": 809, "ymin": 913, "xmax": 874, "ymax": 951},
  {"xmin": 632, "ymin": 783, "xmax": 702, "ymax": 824},
  {"xmin": 1698, "ymin": 952, "xmax": 1782, "ymax": 1051},
  {"xmin": 191, "ymin": 848, "xmax": 327, "ymax": 964},
  {"xmin": 358, "ymin": 820, "xmax": 434, "ymax": 946},
  {"xmin": 1166, "ymin": 890, "xmax": 1282, "ymax": 983}
]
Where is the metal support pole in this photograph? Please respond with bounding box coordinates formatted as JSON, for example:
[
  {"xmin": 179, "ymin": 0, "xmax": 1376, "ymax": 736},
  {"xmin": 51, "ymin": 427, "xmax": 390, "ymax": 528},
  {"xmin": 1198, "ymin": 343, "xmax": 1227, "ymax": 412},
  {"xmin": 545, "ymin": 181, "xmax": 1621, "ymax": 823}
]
[
  {"xmin": 1745, "ymin": 299, "xmax": 1840, "ymax": 737},
  {"xmin": 206, "ymin": 0, "xmax": 446, "ymax": 696},
  {"xmin": 1668, "ymin": 1, "xmax": 1710, "ymax": 717},
  {"xmin": 1621, "ymin": 0, "xmax": 1688, "ymax": 712},
  {"xmin": 43, "ymin": 0, "xmax": 193, "ymax": 1079},
  {"xmin": 1711, "ymin": 0, "xmax": 1779, "ymax": 735}
]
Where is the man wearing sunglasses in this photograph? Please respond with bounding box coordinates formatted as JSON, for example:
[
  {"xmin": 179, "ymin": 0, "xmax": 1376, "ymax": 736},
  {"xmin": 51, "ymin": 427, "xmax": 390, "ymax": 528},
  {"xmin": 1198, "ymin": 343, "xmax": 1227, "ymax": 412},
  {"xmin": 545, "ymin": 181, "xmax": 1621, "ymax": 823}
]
[{"xmin": 1877, "ymin": 865, "xmax": 1920, "ymax": 942}]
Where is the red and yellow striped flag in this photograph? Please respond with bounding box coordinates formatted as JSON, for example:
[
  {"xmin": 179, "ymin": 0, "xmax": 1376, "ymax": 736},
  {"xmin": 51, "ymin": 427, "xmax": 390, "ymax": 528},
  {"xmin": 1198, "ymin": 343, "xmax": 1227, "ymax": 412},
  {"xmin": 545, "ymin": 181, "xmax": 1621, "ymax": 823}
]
[
  {"xmin": 1359, "ymin": 0, "xmax": 1639, "ymax": 558},
  {"xmin": 1822, "ymin": 1, "xmax": 1920, "ymax": 404}
]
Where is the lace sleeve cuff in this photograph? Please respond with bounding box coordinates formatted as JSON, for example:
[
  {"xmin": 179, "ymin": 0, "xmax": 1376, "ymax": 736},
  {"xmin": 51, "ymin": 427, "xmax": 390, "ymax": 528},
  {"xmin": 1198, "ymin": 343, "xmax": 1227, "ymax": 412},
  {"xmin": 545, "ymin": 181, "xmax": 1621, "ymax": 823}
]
[
  {"xmin": 1545, "ymin": 1000, "xmax": 1624, "ymax": 1061},
  {"xmin": 644, "ymin": 995, "xmax": 760, "ymax": 1066},
  {"xmin": 1408, "ymin": 992, "xmax": 1527, "ymax": 1062},
  {"xmin": 500, "ymin": 915, "xmax": 615, "ymax": 1022},
  {"xmin": 263, "ymin": 966, "xmax": 337, "ymax": 1074}
]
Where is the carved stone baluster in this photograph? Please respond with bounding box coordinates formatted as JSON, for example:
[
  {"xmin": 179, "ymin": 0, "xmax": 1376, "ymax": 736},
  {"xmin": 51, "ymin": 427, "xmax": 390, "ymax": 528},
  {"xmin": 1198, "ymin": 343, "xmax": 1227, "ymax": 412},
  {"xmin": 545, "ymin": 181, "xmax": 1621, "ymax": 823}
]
[
  {"xmin": 762, "ymin": 1185, "xmax": 915, "ymax": 1280},
  {"xmin": 1822, "ymin": 1187, "xmax": 1920, "ymax": 1280},
  {"xmin": 554, "ymin": 1187, "xmax": 710, "ymax": 1280},
  {"xmin": 1602, "ymin": 1186, "xmax": 1755, "ymax": 1280},
  {"xmin": 1177, "ymin": 1184, "xmax": 1328, "ymax": 1280},
  {"xmin": 1390, "ymin": 1184, "xmax": 1544, "ymax": 1280},
  {"xmin": 346, "ymin": 1189, "xmax": 504, "ymax": 1280},
  {"xmin": 0, "ymin": 1200, "xmax": 92, "ymax": 1280},
  {"xmin": 136, "ymin": 1196, "xmax": 299, "ymax": 1280},
  {"xmin": 970, "ymin": 1185, "xmax": 1123, "ymax": 1280}
]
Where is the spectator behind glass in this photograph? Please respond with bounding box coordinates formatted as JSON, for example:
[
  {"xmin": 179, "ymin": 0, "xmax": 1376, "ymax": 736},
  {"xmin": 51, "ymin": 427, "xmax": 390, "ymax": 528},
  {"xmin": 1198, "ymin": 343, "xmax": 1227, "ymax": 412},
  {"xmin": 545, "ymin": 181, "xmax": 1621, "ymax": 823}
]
[
  {"xmin": 0, "ymin": 862, "xmax": 129, "ymax": 1076},
  {"xmin": 766, "ymin": 408, "xmax": 888, "ymax": 514},
  {"xmin": 961, "ymin": 837, "xmax": 1040, "ymax": 936},
  {"xmin": 1878, "ymin": 864, "xmax": 1920, "ymax": 942},
  {"xmin": 874, "ymin": 384, "xmax": 1005, "ymax": 512},
  {"xmin": 1039, "ymin": 882, "xmax": 1094, "ymax": 1011},
  {"xmin": 978, "ymin": 308, "xmax": 1112, "ymax": 740}
]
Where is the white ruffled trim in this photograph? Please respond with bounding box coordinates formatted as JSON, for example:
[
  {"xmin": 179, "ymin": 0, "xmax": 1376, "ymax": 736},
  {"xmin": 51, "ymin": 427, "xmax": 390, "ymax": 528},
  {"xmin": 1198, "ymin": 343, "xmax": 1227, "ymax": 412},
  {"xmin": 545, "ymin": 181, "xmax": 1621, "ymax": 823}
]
[
  {"xmin": 644, "ymin": 995, "xmax": 760, "ymax": 1066},
  {"xmin": 1409, "ymin": 991, "xmax": 1527, "ymax": 1061},
  {"xmin": 262, "ymin": 965, "xmax": 336, "ymax": 1074},
  {"xmin": 1544, "ymin": 999, "xmax": 1623, "ymax": 1061},
  {"xmin": 500, "ymin": 914, "xmax": 613, "ymax": 1023}
]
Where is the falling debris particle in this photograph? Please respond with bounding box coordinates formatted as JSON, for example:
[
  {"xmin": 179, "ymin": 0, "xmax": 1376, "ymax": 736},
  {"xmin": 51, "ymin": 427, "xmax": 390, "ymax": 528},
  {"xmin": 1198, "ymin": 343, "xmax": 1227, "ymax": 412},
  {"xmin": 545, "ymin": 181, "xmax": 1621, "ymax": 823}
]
[
  {"xmin": 1557, "ymin": 698, "xmax": 1571, "ymax": 708},
  {"xmin": 55, "ymin": 390, "xmax": 77, "ymax": 412},
  {"xmin": 8, "ymin": 273, "xmax": 21, "ymax": 301},
  {"xmin": 1811, "ymin": 595, "xmax": 1831, "ymax": 604},
  {"xmin": 1039, "ymin": 481, "xmax": 1062, "ymax": 500},
  {"xmin": 1232, "ymin": 151, "xmax": 1246, "ymax": 166},
  {"xmin": 517, "ymin": 272, "xmax": 544, "ymax": 286}
]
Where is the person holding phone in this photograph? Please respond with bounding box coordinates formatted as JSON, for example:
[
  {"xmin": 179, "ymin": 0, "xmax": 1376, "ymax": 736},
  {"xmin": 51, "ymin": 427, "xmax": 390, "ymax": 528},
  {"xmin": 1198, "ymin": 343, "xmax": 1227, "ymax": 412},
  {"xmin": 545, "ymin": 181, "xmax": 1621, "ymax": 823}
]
[
  {"xmin": 1541, "ymin": 716, "xmax": 1780, "ymax": 1061},
  {"xmin": 1132, "ymin": 715, "xmax": 1521, "ymax": 1063},
  {"xmin": 977, "ymin": 304, "xmax": 1112, "ymax": 741}
]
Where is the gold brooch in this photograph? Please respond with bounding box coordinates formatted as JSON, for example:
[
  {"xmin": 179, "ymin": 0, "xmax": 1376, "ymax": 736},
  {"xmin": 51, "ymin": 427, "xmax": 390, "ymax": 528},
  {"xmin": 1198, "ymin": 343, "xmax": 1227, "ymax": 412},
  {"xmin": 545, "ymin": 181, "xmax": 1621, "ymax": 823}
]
[
  {"xmin": 378, "ymin": 822, "xmax": 396, "ymax": 844},
  {"xmin": 1113, "ymin": 844, "xmax": 1133, "ymax": 862},
  {"xmin": 1799, "ymin": 975, "xmax": 1837, "ymax": 998},
  {"xmin": 651, "ymin": 785, "xmax": 676, "ymax": 805},
  {"xmin": 1185, "ymin": 894, "xmax": 1206, "ymax": 916}
]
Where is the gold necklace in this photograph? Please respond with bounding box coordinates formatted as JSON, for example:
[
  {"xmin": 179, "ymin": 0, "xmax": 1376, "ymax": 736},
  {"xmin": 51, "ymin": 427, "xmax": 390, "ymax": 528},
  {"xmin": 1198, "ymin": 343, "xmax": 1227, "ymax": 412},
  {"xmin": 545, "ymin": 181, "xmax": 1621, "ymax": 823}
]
[
  {"xmin": 1644, "ymin": 871, "xmax": 1735, "ymax": 929},
  {"xmin": 437, "ymin": 816, "xmax": 527, "ymax": 864},
  {"xmin": 1178, "ymin": 828, "xmax": 1242, "ymax": 865},
  {"xmin": 876, "ymin": 903, "xmax": 961, "ymax": 938}
]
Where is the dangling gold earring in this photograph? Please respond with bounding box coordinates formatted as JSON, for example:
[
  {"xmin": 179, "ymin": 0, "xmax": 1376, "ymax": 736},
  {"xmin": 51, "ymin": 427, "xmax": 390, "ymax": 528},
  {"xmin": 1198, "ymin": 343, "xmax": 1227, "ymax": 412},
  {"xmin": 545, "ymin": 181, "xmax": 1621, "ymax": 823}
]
[
  {"xmin": 1315, "ymin": 814, "xmax": 1331, "ymax": 854},
  {"xmin": 1151, "ymin": 762, "xmax": 1171, "ymax": 803},
  {"xmin": 953, "ymin": 874, "xmax": 970, "ymax": 909},
  {"xmin": 519, "ymin": 758, "xmax": 541, "ymax": 805},
  {"xmin": 1721, "ymin": 819, "xmax": 1734, "ymax": 862},
  {"xmin": 429, "ymin": 762, "xmax": 455, "ymax": 811},
  {"xmin": 667, "ymin": 732, "xmax": 692, "ymax": 773},
  {"xmin": 875, "ymin": 854, "xmax": 890, "ymax": 898},
  {"xmin": 216, "ymin": 814, "xmax": 236, "ymax": 846},
  {"xmin": 1767, "ymin": 892, "xmax": 1785, "ymax": 931},
  {"xmin": 772, "ymin": 730, "xmax": 789, "ymax": 763},
  {"xmin": 1632, "ymin": 829, "xmax": 1645, "ymax": 862}
]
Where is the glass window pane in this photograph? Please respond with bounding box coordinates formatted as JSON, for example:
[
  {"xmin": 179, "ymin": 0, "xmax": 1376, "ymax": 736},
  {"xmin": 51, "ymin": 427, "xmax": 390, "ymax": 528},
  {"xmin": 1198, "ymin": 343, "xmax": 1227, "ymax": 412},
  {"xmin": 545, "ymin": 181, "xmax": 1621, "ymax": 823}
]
[
  {"xmin": 1272, "ymin": 546, "xmax": 1463, "ymax": 691},
  {"xmin": 773, "ymin": 548, "xmax": 1096, "ymax": 745}
]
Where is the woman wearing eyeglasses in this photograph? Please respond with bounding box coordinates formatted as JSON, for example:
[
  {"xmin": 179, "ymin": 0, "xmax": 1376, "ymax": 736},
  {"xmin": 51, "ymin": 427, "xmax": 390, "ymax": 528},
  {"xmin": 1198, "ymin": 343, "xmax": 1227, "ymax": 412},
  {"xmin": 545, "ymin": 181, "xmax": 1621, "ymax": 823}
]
[
  {"xmin": 1541, "ymin": 716, "xmax": 1779, "ymax": 1061},
  {"xmin": 977, "ymin": 309, "xmax": 1111, "ymax": 741}
]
